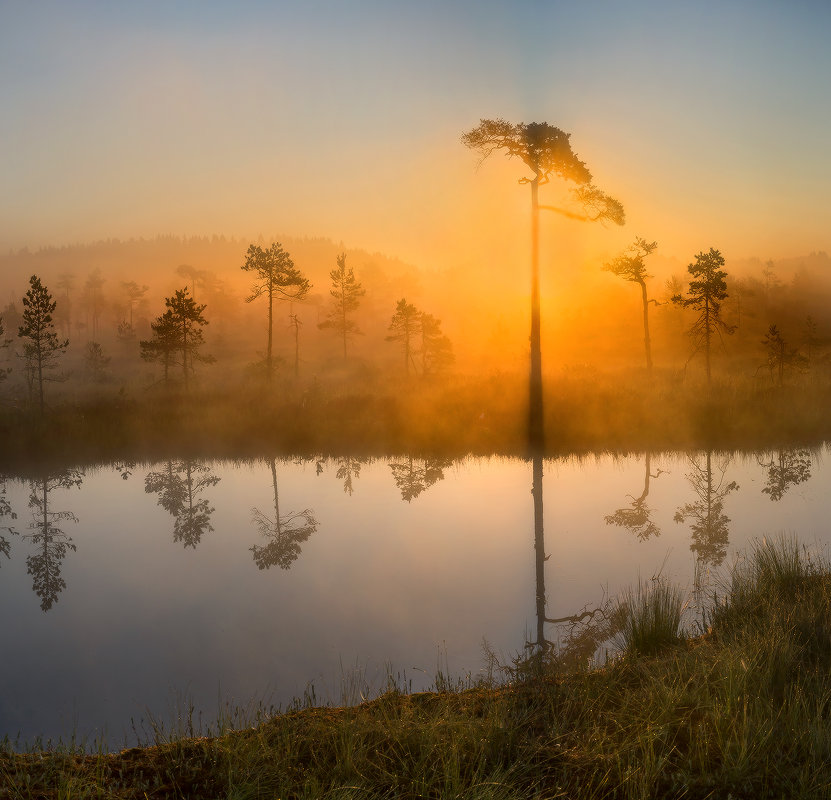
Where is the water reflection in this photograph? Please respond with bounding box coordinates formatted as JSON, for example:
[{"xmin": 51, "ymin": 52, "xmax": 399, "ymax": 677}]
[
  {"xmin": 604, "ymin": 453, "xmax": 666, "ymax": 541},
  {"xmin": 758, "ymin": 449, "xmax": 812, "ymax": 501},
  {"xmin": 250, "ymin": 459, "xmax": 318, "ymax": 570},
  {"xmin": 145, "ymin": 460, "xmax": 220, "ymax": 548},
  {"xmin": 530, "ymin": 455, "xmax": 622, "ymax": 665},
  {"xmin": 674, "ymin": 452, "xmax": 738, "ymax": 593},
  {"xmin": 24, "ymin": 470, "xmax": 83, "ymax": 611},
  {"xmin": 388, "ymin": 457, "xmax": 451, "ymax": 502},
  {"xmin": 336, "ymin": 456, "xmax": 367, "ymax": 496},
  {"xmin": 0, "ymin": 476, "xmax": 18, "ymax": 563}
]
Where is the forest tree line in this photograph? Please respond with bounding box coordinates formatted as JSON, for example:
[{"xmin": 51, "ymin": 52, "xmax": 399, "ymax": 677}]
[{"xmin": 1, "ymin": 235, "xmax": 831, "ymax": 413}]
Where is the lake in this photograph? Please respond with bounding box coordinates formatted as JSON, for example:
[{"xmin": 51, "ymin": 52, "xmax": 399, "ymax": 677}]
[{"xmin": 0, "ymin": 448, "xmax": 827, "ymax": 750}]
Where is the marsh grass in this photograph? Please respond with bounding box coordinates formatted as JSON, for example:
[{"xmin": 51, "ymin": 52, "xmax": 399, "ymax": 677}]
[
  {"xmin": 616, "ymin": 578, "xmax": 686, "ymax": 656},
  {"xmin": 2, "ymin": 370, "xmax": 831, "ymax": 471},
  {"xmin": 6, "ymin": 537, "xmax": 831, "ymax": 797}
]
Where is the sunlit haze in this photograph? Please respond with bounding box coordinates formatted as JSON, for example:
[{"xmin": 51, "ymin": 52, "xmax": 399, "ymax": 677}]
[{"xmin": 3, "ymin": 1, "xmax": 830, "ymax": 268}]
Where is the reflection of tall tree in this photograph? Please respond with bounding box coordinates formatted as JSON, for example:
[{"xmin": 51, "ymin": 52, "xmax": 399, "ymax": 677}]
[
  {"xmin": 336, "ymin": 456, "xmax": 367, "ymax": 496},
  {"xmin": 250, "ymin": 459, "xmax": 318, "ymax": 570},
  {"xmin": 388, "ymin": 457, "xmax": 450, "ymax": 502},
  {"xmin": 24, "ymin": 471, "xmax": 83, "ymax": 611},
  {"xmin": 532, "ymin": 453, "xmax": 548, "ymax": 651},
  {"xmin": 145, "ymin": 461, "xmax": 220, "ymax": 548},
  {"xmin": 758, "ymin": 449, "xmax": 812, "ymax": 502},
  {"xmin": 674, "ymin": 452, "xmax": 738, "ymax": 572},
  {"xmin": 604, "ymin": 454, "xmax": 665, "ymax": 541},
  {"xmin": 529, "ymin": 455, "xmax": 621, "ymax": 662}
]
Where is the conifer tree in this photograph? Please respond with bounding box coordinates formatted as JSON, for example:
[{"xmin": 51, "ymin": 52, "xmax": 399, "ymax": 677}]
[
  {"xmin": 672, "ymin": 248, "xmax": 735, "ymax": 383},
  {"xmin": 319, "ymin": 253, "xmax": 365, "ymax": 360},
  {"xmin": 241, "ymin": 243, "xmax": 311, "ymax": 381},
  {"xmin": 386, "ymin": 298, "xmax": 420, "ymax": 375},
  {"xmin": 419, "ymin": 312, "xmax": 454, "ymax": 375},
  {"xmin": 140, "ymin": 288, "xmax": 212, "ymax": 390},
  {"xmin": 18, "ymin": 275, "xmax": 69, "ymax": 415},
  {"xmin": 462, "ymin": 119, "xmax": 624, "ymax": 450},
  {"xmin": 139, "ymin": 310, "xmax": 180, "ymax": 386}
]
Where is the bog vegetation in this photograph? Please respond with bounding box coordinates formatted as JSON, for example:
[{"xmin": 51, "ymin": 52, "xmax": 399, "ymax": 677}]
[{"xmin": 1, "ymin": 236, "xmax": 831, "ymax": 468}]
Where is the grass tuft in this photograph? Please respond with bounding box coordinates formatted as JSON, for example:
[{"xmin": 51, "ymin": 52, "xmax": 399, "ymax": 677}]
[{"xmin": 616, "ymin": 578, "xmax": 686, "ymax": 656}]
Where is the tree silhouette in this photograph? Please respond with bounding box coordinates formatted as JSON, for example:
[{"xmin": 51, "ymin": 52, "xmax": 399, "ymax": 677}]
[
  {"xmin": 145, "ymin": 460, "xmax": 220, "ymax": 548},
  {"xmin": 674, "ymin": 452, "xmax": 738, "ymax": 581},
  {"xmin": 319, "ymin": 253, "xmax": 365, "ymax": 360},
  {"xmin": 139, "ymin": 309, "xmax": 181, "ymax": 387},
  {"xmin": 336, "ymin": 456, "xmax": 367, "ymax": 496},
  {"xmin": 758, "ymin": 449, "xmax": 812, "ymax": 501},
  {"xmin": 386, "ymin": 298, "xmax": 420, "ymax": 375},
  {"xmin": 671, "ymin": 248, "xmax": 735, "ymax": 383},
  {"xmin": 462, "ymin": 119, "xmax": 624, "ymax": 450},
  {"xmin": 118, "ymin": 280, "xmax": 149, "ymax": 341},
  {"xmin": 176, "ymin": 264, "xmax": 209, "ymax": 301},
  {"xmin": 250, "ymin": 459, "xmax": 318, "ymax": 570},
  {"xmin": 55, "ymin": 272, "xmax": 75, "ymax": 337},
  {"xmin": 604, "ymin": 238, "xmax": 659, "ymax": 372},
  {"xmin": 388, "ymin": 456, "xmax": 450, "ymax": 502},
  {"xmin": 288, "ymin": 313, "xmax": 302, "ymax": 378},
  {"xmin": 23, "ymin": 470, "xmax": 83, "ymax": 612},
  {"xmin": 83, "ymin": 268, "xmax": 106, "ymax": 340},
  {"xmin": 0, "ymin": 316, "xmax": 11, "ymax": 385},
  {"xmin": 761, "ymin": 324, "xmax": 798, "ymax": 387},
  {"xmin": 18, "ymin": 275, "xmax": 69, "ymax": 415},
  {"xmin": 419, "ymin": 312, "xmax": 454, "ymax": 376},
  {"xmin": 605, "ymin": 453, "xmax": 665, "ymax": 541},
  {"xmin": 0, "ymin": 476, "xmax": 18, "ymax": 566},
  {"xmin": 241, "ymin": 243, "xmax": 311, "ymax": 381},
  {"xmin": 141, "ymin": 288, "xmax": 212, "ymax": 391},
  {"xmin": 802, "ymin": 315, "xmax": 819, "ymax": 372},
  {"xmin": 84, "ymin": 341, "xmax": 110, "ymax": 382}
]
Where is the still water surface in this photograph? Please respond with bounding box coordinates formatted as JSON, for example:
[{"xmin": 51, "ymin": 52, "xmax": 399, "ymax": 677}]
[{"xmin": 0, "ymin": 449, "xmax": 826, "ymax": 749}]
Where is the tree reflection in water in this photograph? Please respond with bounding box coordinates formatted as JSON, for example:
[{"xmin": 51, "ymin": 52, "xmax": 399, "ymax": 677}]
[
  {"xmin": 145, "ymin": 460, "xmax": 220, "ymax": 548},
  {"xmin": 24, "ymin": 470, "xmax": 83, "ymax": 611},
  {"xmin": 388, "ymin": 456, "xmax": 451, "ymax": 502},
  {"xmin": 529, "ymin": 454, "xmax": 623, "ymax": 667},
  {"xmin": 336, "ymin": 456, "xmax": 367, "ymax": 496},
  {"xmin": 250, "ymin": 459, "xmax": 318, "ymax": 570},
  {"xmin": 0, "ymin": 476, "xmax": 18, "ymax": 563},
  {"xmin": 604, "ymin": 453, "xmax": 666, "ymax": 541},
  {"xmin": 758, "ymin": 449, "xmax": 812, "ymax": 501},
  {"xmin": 674, "ymin": 451, "xmax": 738, "ymax": 594}
]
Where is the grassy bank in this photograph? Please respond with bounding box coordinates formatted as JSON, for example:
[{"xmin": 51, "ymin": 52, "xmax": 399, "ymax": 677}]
[
  {"xmin": 1, "ymin": 370, "xmax": 830, "ymax": 471},
  {"xmin": 4, "ymin": 538, "xmax": 831, "ymax": 798}
]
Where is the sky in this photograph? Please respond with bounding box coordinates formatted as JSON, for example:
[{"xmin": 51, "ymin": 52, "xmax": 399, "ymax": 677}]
[{"xmin": 2, "ymin": 0, "xmax": 830, "ymax": 274}]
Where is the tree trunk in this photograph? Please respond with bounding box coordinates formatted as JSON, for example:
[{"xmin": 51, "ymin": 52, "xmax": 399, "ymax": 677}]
[
  {"xmin": 529, "ymin": 176, "xmax": 544, "ymax": 452},
  {"xmin": 639, "ymin": 280, "xmax": 653, "ymax": 372},
  {"xmin": 36, "ymin": 338, "xmax": 44, "ymax": 416},
  {"xmin": 341, "ymin": 291, "xmax": 347, "ymax": 361},
  {"xmin": 267, "ymin": 277, "xmax": 274, "ymax": 382},
  {"xmin": 704, "ymin": 299, "xmax": 712, "ymax": 384}
]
